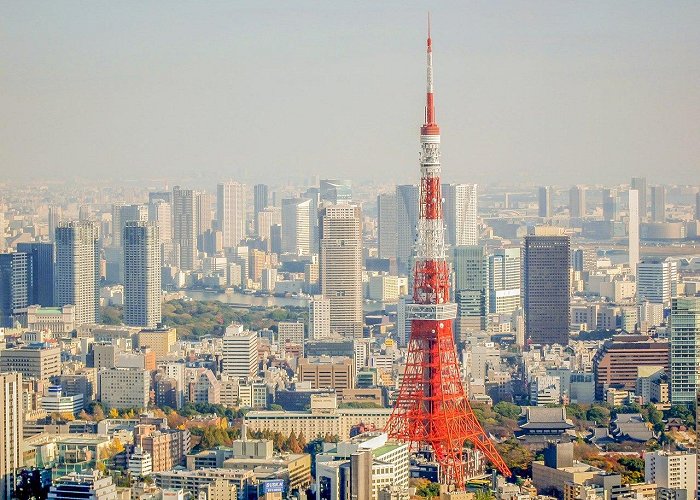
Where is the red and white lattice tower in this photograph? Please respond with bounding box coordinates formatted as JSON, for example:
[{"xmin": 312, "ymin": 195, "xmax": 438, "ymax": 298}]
[{"xmin": 385, "ymin": 20, "xmax": 512, "ymax": 489}]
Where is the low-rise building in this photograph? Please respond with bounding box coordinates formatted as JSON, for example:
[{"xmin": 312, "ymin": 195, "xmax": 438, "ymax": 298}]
[{"xmin": 245, "ymin": 393, "xmax": 391, "ymax": 441}]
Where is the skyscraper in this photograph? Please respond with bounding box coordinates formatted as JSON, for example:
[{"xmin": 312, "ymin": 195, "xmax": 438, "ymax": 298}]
[
  {"xmin": 216, "ymin": 182, "xmax": 246, "ymax": 248},
  {"xmin": 112, "ymin": 204, "xmax": 148, "ymax": 247},
  {"xmin": 569, "ymin": 185, "xmax": 586, "ymax": 218},
  {"xmin": 148, "ymin": 199, "xmax": 174, "ymax": 266},
  {"xmin": 124, "ymin": 221, "xmax": 162, "ymax": 328},
  {"xmin": 538, "ymin": 186, "xmax": 553, "ymax": 218},
  {"xmin": 453, "ymin": 246, "xmax": 489, "ymax": 332},
  {"xmin": 0, "ymin": 252, "xmax": 30, "ymax": 328},
  {"xmin": 669, "ymin": 297, "xmax": 700, "ymax": 404},
  {"xmin": 377, "ymin": 192, "xmax": 398, "ymax": 260},
  {"xmin": 489, "ymin": 247, "xmax": 521, "ymax": 315},
  {"xmin": 320, "ymin": 179, "xmax": 352, "ymax": 204},
  {"xmin": 281, "ymin": 198, "xmax": 312, "ymax": 256},
  {"xmin": 628, "ymin": 189, "xmax": 640, "ymax": 274},
  {"xmin": 319, "ymin": 204, "xmax": 363, "ymax": 337},
  {"xmin": 222, "ymin": 328, "xmax": 258, "ymax": 380},
  {"xmin": 48, "ymin": 205, "xmax": 61, "ymax": 243},
  {"xmin": 443, "ymin": 183, "xmax": 478, "ymax": 247},
  {"xmin": 631, "ymin": 177, "xmax": 647, "ymax": 219},
  {"xmin": 55, "ymin": 221, "xmax": 100, "ymax": 326},
  {"xmin": 396, "ymin": 184, "xmax": 419, "ymax": 274},
  {"xmin": 17, "ymin": 242, "xmax": 54, "ymax": 307},
  {"xmin": 308, "ymin": 295, "xmax": 331, "ymax": 340},
  {"xmin": 650, "ymin": 185, "xmax": 666, "ymax": 223},
  {"xmin": 696, "ymin": 191, "xmax": 700, "ymax": 220},
  {"xmin": 523, "ymin": 234, "xmax": 570, "ymax": 346},
  {"xmin": 602, "ymin": 188, "xmax": 619, "ymax": 221},
  {"xmin": 196, "ymin": 191, "xmax": 216, "ymax": 237},
  {"xmin": 253, "ymin": 184, "xmax": 269, "ymax": 233},
  {"xmin": 256, "ymin": 206, "xmax": 281, "ymax": 242},
  {"xmin": 172, "ymin": 187, "xmax": 197, "ymax": 271},
  {"xmin": 0, "ymin": 372, "xmax": 22, "ymax": 500},
  {"xmin": 637, "ymin": 259, "xmax": 678, "ymax": 308}
]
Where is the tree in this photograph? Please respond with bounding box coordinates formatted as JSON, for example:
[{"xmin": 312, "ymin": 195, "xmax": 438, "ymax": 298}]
[
  {"xmin": 493, "ymin": 401, "xmax": 521, "ymax": 420},
  {"xmin": 93, "ymin": 404, "xmax": 106, "ymax": 422},
  {"xmin": 414, "ymin": 479, "xmax": 441, "ymax": 498},
  {"xmin": 495, "ymin": 438, "xmax": 534, "ymax": 476},
  {"xmin": 587, "ymin": 405, "xmax": 611, "ymax": 425},
  {"xmin": 108, "ymin": 408, "xmax": 120, "ymax": 419},
  {"xmin": 286, "ymin": 431, "xmax": 302, "ymax": 453}
]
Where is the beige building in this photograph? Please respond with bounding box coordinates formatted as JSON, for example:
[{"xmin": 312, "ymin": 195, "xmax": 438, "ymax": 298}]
[
  {"xmin": 199, "ymin": 478, "xmax": 237, "ymax": 500},
  {"xmin": 0, "ymin": 345, "xmax": 61, "ymax": 382},
  {"xmin": 135, "ymin": 423, "xmax": 191, "ymax": 473},
  {"xmin": 320, "ymin": 205, "xmax": 363, "ymax": 338},
  {"xmin": 136, "ymin": 327, "xmax": 177, "ymax": 358},
  {"xmin": 98, "ymin": 368, "xmax": 150, "ymax": 409},
  {"xmin": 297, "ymin": 356, "xmax": 354, "ymax": 395},
  {"xmin": 0, "ymin": 372, "xmax": 23, "ymax": 500},
  {"xmin": 245, "ymin": 393, "xmax": 391, "ymax": 441},
  {"xmin": 26, "ymin": 305, "xmax": 76, "ymax": 334}
]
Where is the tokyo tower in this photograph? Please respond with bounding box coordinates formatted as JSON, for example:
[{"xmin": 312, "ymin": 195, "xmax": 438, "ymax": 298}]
[{"xmin": 385, "ymin": 21, "xmax": 512, "ymax": 489}]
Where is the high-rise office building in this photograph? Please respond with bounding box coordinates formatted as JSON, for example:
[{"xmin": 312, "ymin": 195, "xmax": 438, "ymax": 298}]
[
  {"xmin": 602, "ymin": 188, "xmax": 619, "ymax": 221},
  {"xmin": 669, "ymin": 297, "xmax": 700, "ymax": 404},
  {"xmin": 48, "ymin": 206, "xmax": 61, "ymax": 243},
  {"xmin": 0, "ymin": 372, "xmax": 22, "ymax": 500},
  {"xmin": 650, "ymin": 185, "xmax": 666, "ymax": 223},
  {"xmin": 569, "ymin": 185, "xmax": 586, "ymax": 218},
  {"xmin": 0, "ymin": 252, "xmax": 30, "ymax": 327},
  {"xmin": 523, "ymin": 234, "xmax": 570, "ymax": 346},
  {"xmin": 320, "ymin": 205, "xmax": 363, "ymax": 337},
  {"xmin": 320, "ymin": 179, "xmax": 352, "ymax": 204},
  {"xmin": 303, "ymin": 187, "xmax": 321, "ymax": 252},
  {"xmin": 222, "ymin": 328, "xmax": 259, "ymax": 380},
  {"xmin": 124, "ymin": 221, "xmax": 162, "ymax": 328},
  {"xmin": 538, "ymin": 186, "xmax": 553, "ymax": 218},
  {"xmin": 489, "ymin": 247, "xmax": 521, "ymax": 315},
  {"xmin": 628, "ymin": 189, "xmax": 640, "ymax": 275},
  {"xmin": 256, "ymin": 207, "xmax": 281, "ymax": 242},
  {"xmin": 696, "ymin": 191, "xmax": 700, "ymax": 220},
  {"xmin": 112, "ymin": 204, "xmax": 148, "ymax": 247},
  {"xmin": 631, "ymin": 177, "xmax": 647, "ymax": 219},
  {"xmin": 637, "ymin": 259, "xmax": 678, "ymax": 308},
  {"xmin": 55, "ymin": 221, "xmax": 100, "ymax": 326},
  {"xmin": 443, "ymin": 183, "xmax": 478, "ymax": 247},
  {"xmin": 281, "ymin": 198, "xmax": 312, "ymax": 256},
  {"xmin": 453, "ymin": 246, "xmax": 489, "ymax": 332},
  {"xmin": 148, "ymin": 199, "xmax": 174, "ymax": 267},
  {"xmin": 172, "ymin": 187, "xmax": 197, "ymax": 271},
  {"xmin": 17, "ymin": 242, "xmax": 55, "ymax": 307},
  {"xmin": 149, "ymin": 191, "xmax": 172, "ymax": 204},
  {"xmin": 377, "ymin": 192, "xmax": 398, "ymax": 260},
  {"xmin": 396, "ymin": 185, "xmax": 419, "ymax": 274},
  {"xmin": 217, "ymin": 182, "xmax": 246, "ymax": 248},
  {"xmin": 253, "ymin": 184, "xmax": 269, "ymax": 233},
  {"xmin": 308, "ymin": 295, "xmax": 331, "ymax": 340},
  {"xmin": 196, "ymin": 192, "xmax": 216, "ymax": 237}
]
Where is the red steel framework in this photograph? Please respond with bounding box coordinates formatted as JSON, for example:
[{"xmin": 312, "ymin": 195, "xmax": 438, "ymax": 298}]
[{"xmin": 385, "ymin": 21, "xmax": 512, "ymax": 489}]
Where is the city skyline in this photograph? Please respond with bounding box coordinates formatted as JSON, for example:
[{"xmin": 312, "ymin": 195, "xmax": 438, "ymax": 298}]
[{"xmin": 3, "ymin": 2, "xmax": 700, "ymax": 185}]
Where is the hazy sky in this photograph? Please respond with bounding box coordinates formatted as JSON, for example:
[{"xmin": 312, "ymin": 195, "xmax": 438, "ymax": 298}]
[{"xmin": 2, "ymin": 1, "xmax": 700, "ymax": 186}]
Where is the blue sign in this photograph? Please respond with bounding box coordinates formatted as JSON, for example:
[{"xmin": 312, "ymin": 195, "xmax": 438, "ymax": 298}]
[{"xmin": 263, "ymin": 479, "xmax": 285, "ymax": 494}]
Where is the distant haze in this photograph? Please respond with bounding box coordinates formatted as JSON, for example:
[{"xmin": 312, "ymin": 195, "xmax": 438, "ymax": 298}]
[{"xmin": 2, "ymin": 1, "xmax": 699, "ymax": 185}]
